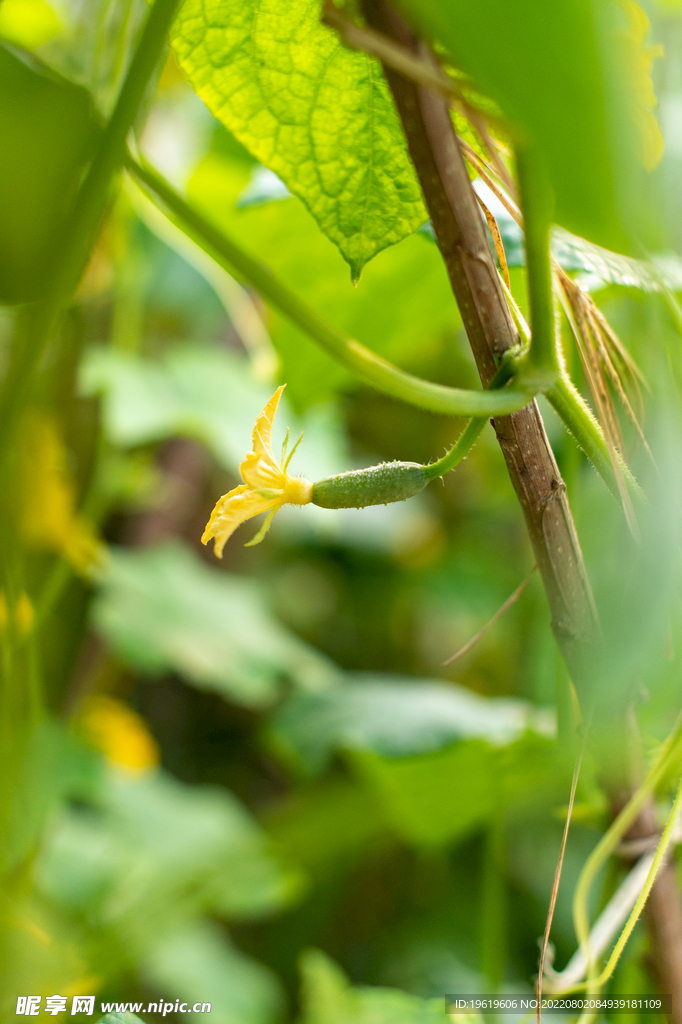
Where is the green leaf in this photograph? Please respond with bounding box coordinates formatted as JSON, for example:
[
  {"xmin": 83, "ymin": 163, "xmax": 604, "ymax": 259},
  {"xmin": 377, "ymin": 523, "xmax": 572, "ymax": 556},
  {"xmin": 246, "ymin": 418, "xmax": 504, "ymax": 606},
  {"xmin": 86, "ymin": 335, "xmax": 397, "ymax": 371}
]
[
  {"xmin": 79, "ymin": 343, "xmax": 349, "ymax": 479},
  {"xmin": 171, "ymin": 0, "xmax": 426, "ymax": 278},
  {"xmin": 142, "ymin": 921, "xmax": 283, "ymax": 1024},
  {"xmin": 551, "ymin": 227, "xmax": 682, "ymax": 294},
  {"xmin": 92, "ymin": 542, "xmax": 338, "ymax": 707},
  {"xmin": 263, "ymin": 778, "xmax": 385, "ymax": 878},
  {"xmin": 98, "ymin": 1016, "xmax": 146, "ymax": 1024},
  {"xmin": 188, "ymin": 152, "xmax": 463, "ymax": 408},
  {"xmin": 299, "ymin": 948, "xmax": 448, "ymax": 1024},
  {"xmin": 5, "ymin": 720, "xmax": 102, "ymax": 872},
  {"xmin": 351, "ymin": 732, "xmax": 563, "ymax": 849},
  {"xmin": 269, "ymin": 674, "xmax": 554, "ymax": 773},
  {"xmin": 351, "ymin": 741, "xmax": 498, "ymax": 848},
  {"xmin": 38, "ymin": 767, "xmax": 302, "ymax": 943},
  {"xmin": 0, "ymin": 42, "xmax": 98, "ymax": 302},
  {"xmin": 80, "ymin": 343, "xmax": 282, "ymax": 469},
  {"xmin": 399, "ymin": 0, "xmax": 659, "ymax": 253}
]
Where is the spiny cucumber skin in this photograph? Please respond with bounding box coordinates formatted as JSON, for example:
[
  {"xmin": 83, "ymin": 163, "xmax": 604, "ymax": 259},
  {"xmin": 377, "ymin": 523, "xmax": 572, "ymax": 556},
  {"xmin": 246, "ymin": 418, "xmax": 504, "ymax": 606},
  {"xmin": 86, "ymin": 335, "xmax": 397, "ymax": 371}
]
[{"xmin": 311, "ymin": 462, "xmax": 428, "ymax": 509}]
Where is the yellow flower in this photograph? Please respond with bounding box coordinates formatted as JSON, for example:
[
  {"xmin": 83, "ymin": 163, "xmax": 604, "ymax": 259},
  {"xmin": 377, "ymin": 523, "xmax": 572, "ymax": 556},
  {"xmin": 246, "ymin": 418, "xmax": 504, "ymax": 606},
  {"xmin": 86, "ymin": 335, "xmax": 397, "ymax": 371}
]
[
  {"xmin": 81, "ymin": 695, "xmax": 160, "ymax": 775},
  {"xmin": 202, "ymin": 385, "xmax": 312, "ymax": 557},
  {"xmin": 619, "ymin": 0, "xmax": 664, "ymax": 171},
  {"xmin": 20, "ymin": 412, "xmax": 103, "ymax": 574}
]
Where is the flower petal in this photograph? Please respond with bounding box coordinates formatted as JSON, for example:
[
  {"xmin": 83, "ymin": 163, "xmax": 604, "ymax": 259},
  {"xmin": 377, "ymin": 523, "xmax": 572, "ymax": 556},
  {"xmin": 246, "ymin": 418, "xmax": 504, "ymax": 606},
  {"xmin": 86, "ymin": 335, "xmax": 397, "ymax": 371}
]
[
  {"xmin": 251, "ymin": 385, "xmax": 285, "ymax": 463},
  {"xmin": 240, "ymin": 385, "xmax": 289, "ymax": 490},
  {"xmin": 240, "ymin": 449, "xmax": 286, "ymax": 491},
  {"xmin": 202, "ymin": 484, "xmax": 275, "ymax": 558}
]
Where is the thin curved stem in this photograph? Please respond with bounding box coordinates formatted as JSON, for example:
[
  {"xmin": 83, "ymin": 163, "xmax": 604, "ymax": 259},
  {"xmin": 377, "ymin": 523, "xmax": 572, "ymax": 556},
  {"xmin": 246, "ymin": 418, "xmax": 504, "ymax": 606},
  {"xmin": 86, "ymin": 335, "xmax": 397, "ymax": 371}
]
[
  {"xmin": 537, "ymin": 749, "xmax": 584, "ymax": 1021},
  {"xmin": 126, "ymin": 155, "xmax": 538, "ymax": 418},
  {"xmin": 423, "ymin": 416, "xmax": 487, "ymax": 479},
  {"xmin": 566, "ymin": 713, "xmax": 682, "ymax": 995},
  {"xmin": 423, "ymin": 363, "xmax": 514, "ymax": 479},
  {"xmin": 593, "ymin": 774, "xmax": 682, "ymax": 989}
]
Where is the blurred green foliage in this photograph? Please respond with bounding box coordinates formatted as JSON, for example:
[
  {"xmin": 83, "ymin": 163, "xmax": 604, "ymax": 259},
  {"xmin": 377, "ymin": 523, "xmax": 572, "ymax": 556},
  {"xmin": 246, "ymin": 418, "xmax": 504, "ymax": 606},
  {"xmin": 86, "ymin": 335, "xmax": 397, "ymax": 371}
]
[
  {"xmin": 0, "ymin": 42, "xmax": 98, "ymax": 302},
  {"xmin": 399, "ymin": 0, "xmax": 663, "ymax": 252}
]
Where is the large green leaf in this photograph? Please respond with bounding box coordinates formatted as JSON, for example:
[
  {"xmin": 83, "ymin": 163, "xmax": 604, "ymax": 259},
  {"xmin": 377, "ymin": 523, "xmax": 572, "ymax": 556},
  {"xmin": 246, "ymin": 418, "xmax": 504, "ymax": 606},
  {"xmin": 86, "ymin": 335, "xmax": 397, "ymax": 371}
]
[
  {"xmin": 399, "ymin": 0, "xmax": 660, "ymax": 253},
  {"xmin": 141, "ymin": 921, "xmax": 284, "ymax": 1024},
  {"xmin": 351, "ymin": 732, "xmax": 564, "ymax": 848},
  {"xmin": 269, "ymin": 674, "xmax": 554, "ymax": 773},
  {"xmin": 171, "ymin": 0, "xmax": 426, "ymax": 279},
  {"xmin": 270, "ymin": 677, "xmax": 560, "ymax": 848},
  {"xmin": 37, "ymin": 767, "xmax": 302, "ymax": 943},
  {"xmin": 92, "ymin": 542, "xmax": 337, "ymax": 707},
  {"xmin": 80, "ymin": 343, "xmax": 347, "ymax": 476},
  {"xmin": 353, "ymin": 741, "xmax": 497, "ymax": 848},
  {"xmin": 80, "ymin": 342, "xmax": 354, "ymax": 492}
]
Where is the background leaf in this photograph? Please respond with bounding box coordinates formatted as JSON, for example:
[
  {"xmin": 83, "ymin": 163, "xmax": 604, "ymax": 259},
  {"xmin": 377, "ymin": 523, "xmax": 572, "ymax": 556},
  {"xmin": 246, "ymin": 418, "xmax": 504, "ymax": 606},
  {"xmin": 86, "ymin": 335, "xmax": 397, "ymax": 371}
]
[
  {"xmin": 466, "ymin": 181, "xmax": 682, "ymax": 291},
  {"xmin": 141, "ymin": 921, "xmax": 284, "ymax": 1024},
  {"xmin": 92, "ymin": 543, "xmax": 338, "ymax": 707},
  {"xmin": 80, "ymin": 343, "xmax": 347, "ymax": 478},
  {"xmin": 269, "ymin": 675, "xmax": 554, "ymax": 773},
  {"xmin": 37, "ymin": 767, "xmax": 302, "ymax": 936},
  {"xmin": 349, "ymin": 734, "xmax": 561, "ymax": 849}
]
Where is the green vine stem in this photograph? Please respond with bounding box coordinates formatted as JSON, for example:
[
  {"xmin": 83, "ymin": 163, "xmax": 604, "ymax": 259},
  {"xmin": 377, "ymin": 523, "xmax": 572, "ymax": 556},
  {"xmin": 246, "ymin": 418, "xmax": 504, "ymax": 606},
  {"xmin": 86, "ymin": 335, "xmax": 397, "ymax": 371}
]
[
  {"xmin": 590, "ymin": 774, "xmax": 682, "ymax": 990},
  {"xmin": 0, "ymin": 0, "xmax": 182, "ymax": 456},
  {"xmin": 128, "ymin": 157, "xmax": 637, "ymax": 503},
  {"xmin": 547, "ymin": 376, "xmax": 642, "ymax": 503},
  {"xmin": 547, "ymin": 377, "xmax": 617, "ymax": 491},
  {"xmin": 422, "ymin": 364, "xmax": 513, "ymax": 479},
  {"xmin": 127, "ymin": 156, "xmax": 538, "ymax": 418},
  {"xmin": 423, "ymin": 415, "xmax": 487, "ymax": 480},
  {"xmin": 311, "ymin": 362, "xmax": 513, "ymax": 506},
  {"xmin": 560, "ymin": 713, "xmax": 682, "ymax": 995},
  {"xmin": 514, "ymin": 145, "xmax": 560, "ymax": 383}
]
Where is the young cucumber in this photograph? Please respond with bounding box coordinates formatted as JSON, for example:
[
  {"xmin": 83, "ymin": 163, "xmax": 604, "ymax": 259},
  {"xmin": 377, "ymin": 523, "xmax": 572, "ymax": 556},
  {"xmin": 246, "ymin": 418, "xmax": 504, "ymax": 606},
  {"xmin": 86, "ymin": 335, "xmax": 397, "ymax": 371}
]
[{"xmin": 312, "ymin": 462, "xmax": 428, "ymax": 509}]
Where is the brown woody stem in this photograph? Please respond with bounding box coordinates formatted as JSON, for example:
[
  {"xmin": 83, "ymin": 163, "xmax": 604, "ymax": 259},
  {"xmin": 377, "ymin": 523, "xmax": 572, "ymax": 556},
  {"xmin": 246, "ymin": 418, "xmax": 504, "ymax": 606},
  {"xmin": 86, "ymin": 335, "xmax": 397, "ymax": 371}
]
[
  {"xmin": 361, "ymin": 0, "xmax": 598, "ymax": 681},
  {"xmin": 360, "ymin": 0, "xmax": 682, "ymax": 1010}
]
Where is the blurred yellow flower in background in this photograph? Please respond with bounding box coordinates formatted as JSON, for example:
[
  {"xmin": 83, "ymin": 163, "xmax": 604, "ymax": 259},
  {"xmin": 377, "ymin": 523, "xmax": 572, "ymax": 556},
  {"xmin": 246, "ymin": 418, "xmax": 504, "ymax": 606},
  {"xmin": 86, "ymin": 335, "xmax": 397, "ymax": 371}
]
[
  {"xmin": 80, "ymin": 695, "xmax": 160, "ymax": 774},
  {"xmin": 202, "ymin": 385, "xmax": 312, "ymax": 557},
  {"xmin": 619, "ymin": 0, "xmax": 665, "ymax": 171},
  {"xmin": 0, "ymin": 591, "xmax": 34, "ymax": 635},
  {"xmin": 20, "ymin": 413, "xmax": 103, "ymax": 574},
  {"xmin": 0, "ymin": 0, "xmax": 61, "ymax": 49}
]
